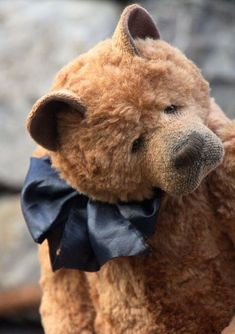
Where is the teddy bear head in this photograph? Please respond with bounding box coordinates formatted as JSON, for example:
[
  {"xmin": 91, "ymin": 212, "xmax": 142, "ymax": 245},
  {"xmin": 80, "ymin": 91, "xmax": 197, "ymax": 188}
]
[{"xmin": 27, "ymin": 4, "xmax": 224, "ymax": 203}]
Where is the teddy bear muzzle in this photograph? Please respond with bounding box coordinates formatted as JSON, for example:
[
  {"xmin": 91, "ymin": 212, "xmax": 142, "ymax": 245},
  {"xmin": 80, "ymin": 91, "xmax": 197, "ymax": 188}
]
[
  {"xmin": 172, "ymin": 130, "xmax": 224, "ymax": 172},
  {"xmin": 167, "ymin": 128, "xmax": 224, "ymax": 195},
  {"xmin": 146, "ymin": 126, "xmax": 224, "ymax": 196}
]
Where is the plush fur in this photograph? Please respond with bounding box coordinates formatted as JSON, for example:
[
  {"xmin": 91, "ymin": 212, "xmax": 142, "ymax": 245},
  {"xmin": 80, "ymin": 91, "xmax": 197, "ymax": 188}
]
[{"xmin": 27, "ymin": 5, "xmax": 235, "ymax": 334}]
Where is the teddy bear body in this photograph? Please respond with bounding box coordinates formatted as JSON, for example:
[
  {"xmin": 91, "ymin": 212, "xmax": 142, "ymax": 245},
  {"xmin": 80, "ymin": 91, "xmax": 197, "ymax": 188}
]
[
  {"xmin": 24, "ymin": 5, "xmax": 235, "ymax": 334},
  {"xmin": 38, "ymin": 139, "xmax": 235, "ymax": 334}
]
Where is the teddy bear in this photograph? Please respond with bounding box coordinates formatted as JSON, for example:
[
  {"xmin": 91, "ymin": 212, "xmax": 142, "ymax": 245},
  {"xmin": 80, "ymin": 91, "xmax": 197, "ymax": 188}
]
[{"xmin": 21, "ymin": 4, "xmax": 235, "ymax": 334}]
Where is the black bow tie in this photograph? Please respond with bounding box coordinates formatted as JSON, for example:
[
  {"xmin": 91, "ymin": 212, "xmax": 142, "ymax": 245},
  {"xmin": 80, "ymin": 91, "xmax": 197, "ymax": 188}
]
[{"xmin": 21, "ymin": 157, "xmax": 161, "ymax": 272}]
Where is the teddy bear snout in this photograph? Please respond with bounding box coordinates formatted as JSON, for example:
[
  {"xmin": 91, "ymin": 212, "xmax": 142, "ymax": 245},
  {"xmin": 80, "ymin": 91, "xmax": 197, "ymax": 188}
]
[
  {"xmin": 173, "ymin": 131, "xmax": 205, "ymax": 169},
  {"xmin": 172, "ymin": 130, "xmax": 224, "ymax": 172}
]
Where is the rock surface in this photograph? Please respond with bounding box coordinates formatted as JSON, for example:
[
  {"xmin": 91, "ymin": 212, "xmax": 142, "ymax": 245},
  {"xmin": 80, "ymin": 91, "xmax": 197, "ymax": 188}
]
[
  {"xmin": 0, "ymin": 0, "xmax": 120, "ymax": 187},
  {"xmin": 0, "ymin": 195, "xmax": 39, "ymax": 291},
  {"xmin": 0, "ymin": 194, "xmax": 42, "ymax": 329},
  {"xmin": 142, "ymin": 0, "xmax": 235, "ymax": 118}
]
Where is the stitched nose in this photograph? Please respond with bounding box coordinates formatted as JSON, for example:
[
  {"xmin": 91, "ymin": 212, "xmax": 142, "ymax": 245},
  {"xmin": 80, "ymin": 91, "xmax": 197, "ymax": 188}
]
[{"xmin": 173, "ymin": 131, "xmax": 204, "ymax": 169}]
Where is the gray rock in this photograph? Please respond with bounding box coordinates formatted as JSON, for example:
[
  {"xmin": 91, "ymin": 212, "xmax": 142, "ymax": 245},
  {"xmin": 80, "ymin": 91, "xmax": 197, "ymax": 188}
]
[
  {"xmin": 0, "ymin": 195, "xmax": 39, "ymax": 291},
  {"xmin": 0, "ymin": 0, "xmax": 120, "ymax": 187},
  {"xmin": 142, "ymin": 0, "xmax": 235, "ymax": 118}
]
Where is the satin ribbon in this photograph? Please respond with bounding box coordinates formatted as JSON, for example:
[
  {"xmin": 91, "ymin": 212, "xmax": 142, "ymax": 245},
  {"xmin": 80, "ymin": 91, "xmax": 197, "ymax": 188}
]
[{"xmin": 21, "ymin": 157, "xmax": 161, "ymax": 272}]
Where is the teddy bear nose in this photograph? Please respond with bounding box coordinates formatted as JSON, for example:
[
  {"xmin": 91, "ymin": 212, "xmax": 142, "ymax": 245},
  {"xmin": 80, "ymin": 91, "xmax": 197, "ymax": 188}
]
[{"xmin": 173, "ymin": 131, "xmax": 204, "ymax": 169}]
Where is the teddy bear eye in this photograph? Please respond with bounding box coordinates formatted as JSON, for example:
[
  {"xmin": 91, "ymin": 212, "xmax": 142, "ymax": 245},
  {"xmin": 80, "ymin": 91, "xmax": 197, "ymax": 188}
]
[
  {"xmin": 131, "ymin": 136, "xmax": 143, "ymax": 153},
  {"xmin": 164, "ymin": 105, "xmax": 178, "ymax": 114}
]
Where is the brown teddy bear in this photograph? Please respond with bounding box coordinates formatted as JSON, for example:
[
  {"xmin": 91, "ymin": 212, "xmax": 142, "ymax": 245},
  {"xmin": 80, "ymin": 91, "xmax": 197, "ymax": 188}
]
[{"xmin": 21, "ymin": 4, "xmax": 235, "ymax": 334}]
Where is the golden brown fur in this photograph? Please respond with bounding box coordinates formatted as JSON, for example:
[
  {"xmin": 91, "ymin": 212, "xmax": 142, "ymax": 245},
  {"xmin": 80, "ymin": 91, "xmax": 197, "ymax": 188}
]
[{"xmin": 27, "ymin": 5, "xmax": 235, "ymax": 334}]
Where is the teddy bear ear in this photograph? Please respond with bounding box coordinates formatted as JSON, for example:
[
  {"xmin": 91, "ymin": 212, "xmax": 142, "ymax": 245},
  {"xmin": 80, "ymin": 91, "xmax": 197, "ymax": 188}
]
[
  {"xmin": 27, "ymin": 89, "xmax": 85, "ymax": 151},
  {"xmin": 112, "ymin": 4, "xmax": 160, "ymax": 56}
]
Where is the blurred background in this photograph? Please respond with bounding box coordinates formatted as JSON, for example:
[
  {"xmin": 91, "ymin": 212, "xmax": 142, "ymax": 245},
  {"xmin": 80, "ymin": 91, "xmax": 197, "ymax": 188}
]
[{"xmin": 0, "ymin": 0, "xmax": 235, "ymax": 332}]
